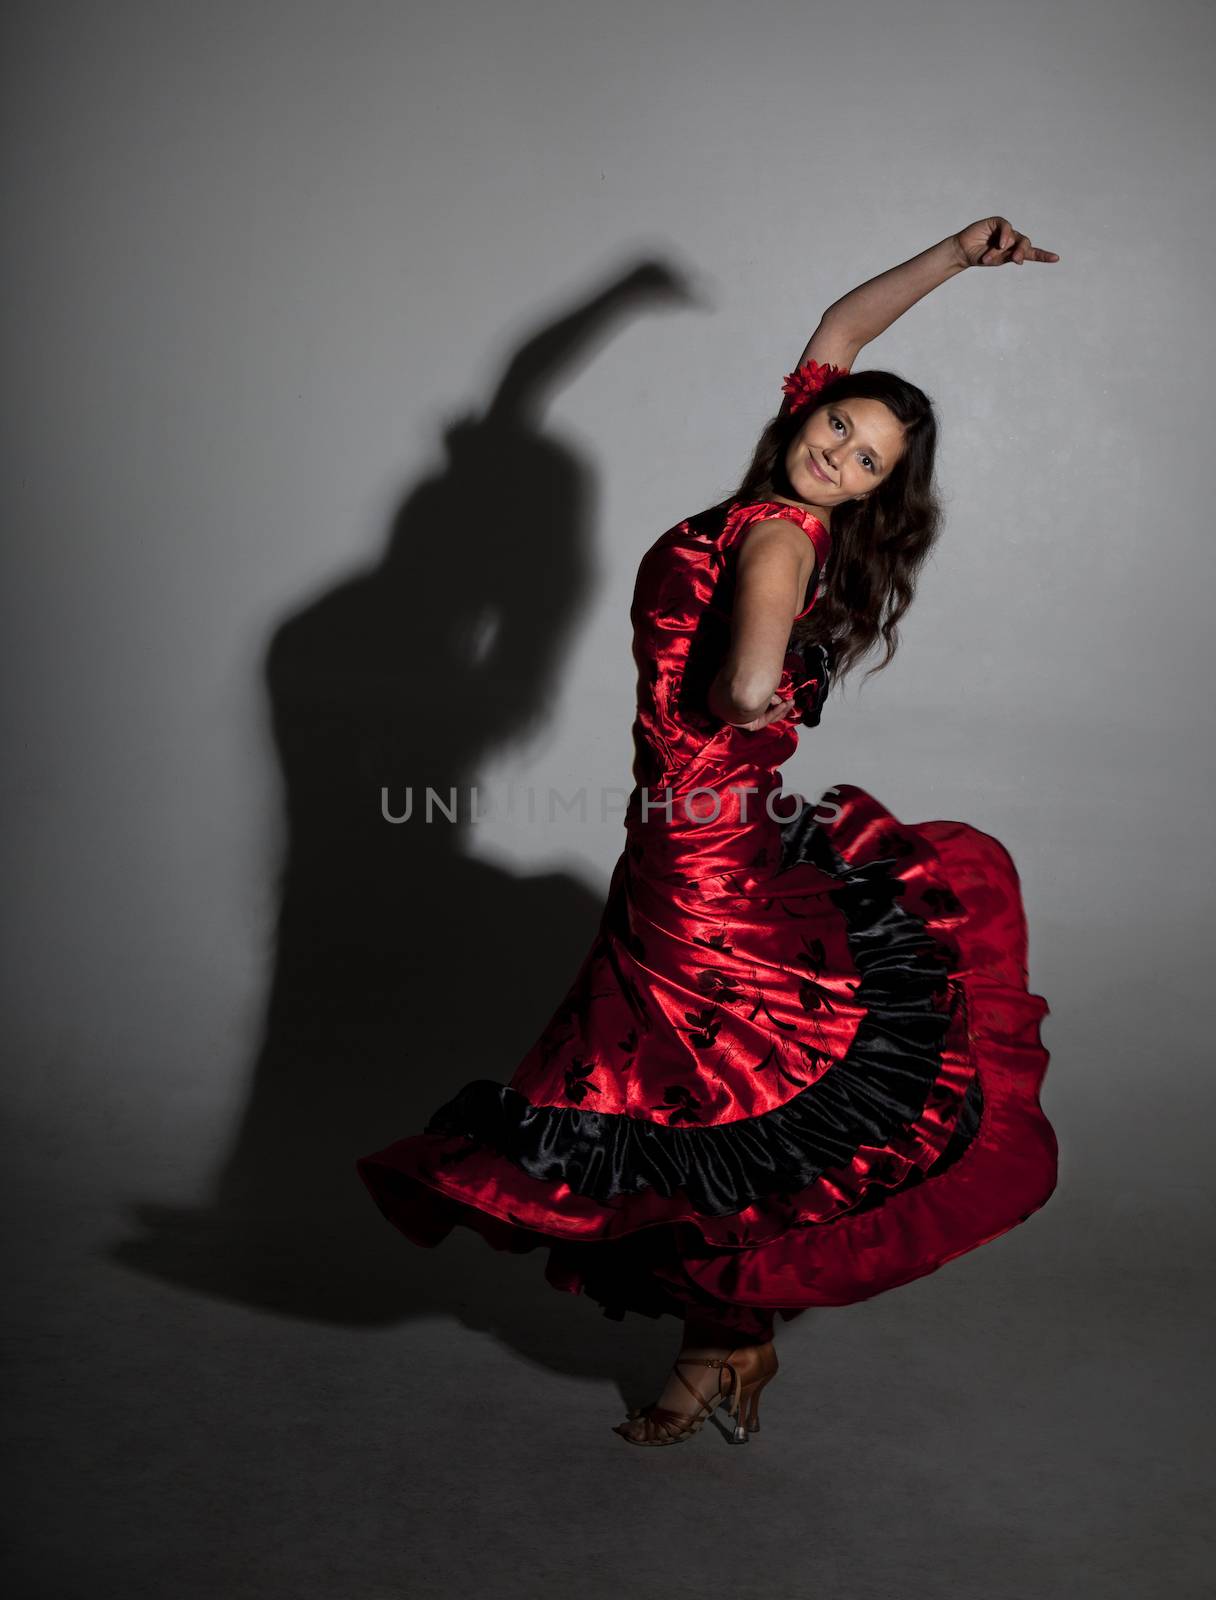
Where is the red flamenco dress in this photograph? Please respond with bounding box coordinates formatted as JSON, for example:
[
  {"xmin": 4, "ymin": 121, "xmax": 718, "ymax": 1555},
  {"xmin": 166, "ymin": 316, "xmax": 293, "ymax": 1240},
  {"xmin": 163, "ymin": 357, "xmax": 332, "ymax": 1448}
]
[{"xmin": 356, "ymin": 359, "xmax": 1058, "ymax": 1340}]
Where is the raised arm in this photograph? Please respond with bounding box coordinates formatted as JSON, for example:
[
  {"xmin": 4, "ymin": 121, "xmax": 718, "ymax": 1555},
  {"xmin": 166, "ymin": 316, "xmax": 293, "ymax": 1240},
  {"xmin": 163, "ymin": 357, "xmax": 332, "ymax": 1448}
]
[{"xmin": 792, "ymin": 216, "xmax": 1060, "ymax": 370}]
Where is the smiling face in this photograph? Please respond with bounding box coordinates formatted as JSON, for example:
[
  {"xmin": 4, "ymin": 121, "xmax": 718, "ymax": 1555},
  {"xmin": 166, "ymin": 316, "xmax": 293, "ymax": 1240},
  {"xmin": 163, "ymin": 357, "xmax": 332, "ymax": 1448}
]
[{"xmin": 783, "ymin": 397, "xmax": 907, "ymax": 518}]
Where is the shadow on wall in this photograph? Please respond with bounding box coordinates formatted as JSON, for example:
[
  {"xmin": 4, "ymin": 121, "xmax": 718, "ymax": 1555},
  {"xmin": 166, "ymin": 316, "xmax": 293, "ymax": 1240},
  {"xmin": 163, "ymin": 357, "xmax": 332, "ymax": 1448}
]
[{"xmin": 108, "ymin": 259, "xmax": 704, "ymax": 1339}]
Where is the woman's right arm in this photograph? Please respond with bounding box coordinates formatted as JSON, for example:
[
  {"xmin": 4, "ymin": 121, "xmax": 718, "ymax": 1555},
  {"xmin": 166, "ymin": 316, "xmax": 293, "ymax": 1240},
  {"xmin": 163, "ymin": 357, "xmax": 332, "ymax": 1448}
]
[{"xmin": 707, "ymin": 521, "xmax": 814, "ymax": 729}]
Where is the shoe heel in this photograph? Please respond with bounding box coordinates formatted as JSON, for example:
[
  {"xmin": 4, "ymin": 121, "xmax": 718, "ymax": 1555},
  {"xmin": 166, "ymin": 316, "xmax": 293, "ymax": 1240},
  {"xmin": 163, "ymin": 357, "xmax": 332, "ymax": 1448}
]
[
  {"xmin": 729, "ymin": 1374, "xmax": 773, "ymax": 1443},
  {"xmin": 746, "ymin": 1376, "xmax": 771, "ymax": 1433},
  {"xmin": 718, "ymin": 1343, "xmax": 777, "ymax": 1445}
]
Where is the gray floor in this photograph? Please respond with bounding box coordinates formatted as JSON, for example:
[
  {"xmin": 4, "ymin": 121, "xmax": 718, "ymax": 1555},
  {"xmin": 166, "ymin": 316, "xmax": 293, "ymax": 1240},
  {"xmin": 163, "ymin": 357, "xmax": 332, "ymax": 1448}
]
[{"xmin": 5, "ymin": 936, "xmax": 1212, "ymax": 1600}]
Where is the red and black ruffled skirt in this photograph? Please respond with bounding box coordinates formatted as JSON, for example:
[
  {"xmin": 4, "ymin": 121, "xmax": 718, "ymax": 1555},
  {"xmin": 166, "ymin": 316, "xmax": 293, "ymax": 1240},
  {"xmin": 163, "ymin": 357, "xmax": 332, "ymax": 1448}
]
[{"xmin": 356, "ymin": 786, "xmax": 1057, "ymax": 1340}]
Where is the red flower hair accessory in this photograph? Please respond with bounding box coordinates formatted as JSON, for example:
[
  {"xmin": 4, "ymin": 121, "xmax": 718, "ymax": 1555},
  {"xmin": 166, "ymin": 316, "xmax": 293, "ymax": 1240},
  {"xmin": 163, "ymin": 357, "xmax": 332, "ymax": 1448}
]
[{"xmin": 780, "ymin": 358, "xmax": 849, "ymax": 416}]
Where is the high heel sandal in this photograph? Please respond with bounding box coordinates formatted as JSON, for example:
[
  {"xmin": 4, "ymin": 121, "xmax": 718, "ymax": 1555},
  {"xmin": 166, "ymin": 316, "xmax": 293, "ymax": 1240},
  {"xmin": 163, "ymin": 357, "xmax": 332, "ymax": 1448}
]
[{"xmin": 612, "ymin": 1341, "xmax": 778, "ymax": 1447}]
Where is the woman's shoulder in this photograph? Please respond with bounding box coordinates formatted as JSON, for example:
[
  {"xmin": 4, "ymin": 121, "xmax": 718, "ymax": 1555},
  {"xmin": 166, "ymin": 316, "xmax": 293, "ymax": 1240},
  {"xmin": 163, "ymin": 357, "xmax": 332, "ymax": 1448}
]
[
  {"xmin": 724, "ymin": 497, "xmax": 831, "ymax": 558},
  {"xmin": 650, "ymin": 494, "xmax": 829, "ymax": 560}
]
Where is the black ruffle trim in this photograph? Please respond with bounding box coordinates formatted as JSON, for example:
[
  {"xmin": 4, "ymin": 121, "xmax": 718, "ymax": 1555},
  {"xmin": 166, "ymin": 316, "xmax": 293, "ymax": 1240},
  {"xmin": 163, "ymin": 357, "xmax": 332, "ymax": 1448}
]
[{"xmin": 424, "ymin": 815, "xmax": 983, "ymax": 1217}]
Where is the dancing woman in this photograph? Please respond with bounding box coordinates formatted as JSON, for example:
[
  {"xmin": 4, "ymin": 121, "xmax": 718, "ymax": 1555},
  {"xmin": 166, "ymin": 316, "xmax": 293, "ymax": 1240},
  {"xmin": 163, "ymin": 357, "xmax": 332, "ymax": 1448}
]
[{"xmin": 358, "ymin": 216, "xmax": 1061, "ymax": 1447}]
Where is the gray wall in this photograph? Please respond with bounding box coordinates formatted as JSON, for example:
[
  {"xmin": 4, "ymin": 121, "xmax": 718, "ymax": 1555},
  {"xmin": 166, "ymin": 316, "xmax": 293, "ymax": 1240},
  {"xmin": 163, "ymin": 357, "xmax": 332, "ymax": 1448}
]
[{"xmin": 4, "ymin": 3, "xmax": 1213, "ymax": 1596}]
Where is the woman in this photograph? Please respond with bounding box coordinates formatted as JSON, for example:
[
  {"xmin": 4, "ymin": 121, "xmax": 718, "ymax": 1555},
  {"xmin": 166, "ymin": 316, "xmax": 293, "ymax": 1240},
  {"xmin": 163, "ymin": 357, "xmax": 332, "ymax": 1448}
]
[{"xmin": 357, "ymin": 216, "xmax": 1061, "ymax": 1448}]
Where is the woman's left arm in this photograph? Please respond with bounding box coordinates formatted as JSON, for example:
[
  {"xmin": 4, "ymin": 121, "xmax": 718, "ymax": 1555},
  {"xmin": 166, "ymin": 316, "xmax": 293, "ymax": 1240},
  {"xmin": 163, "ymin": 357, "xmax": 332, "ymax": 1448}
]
[{"xmin": 794, "ymin": 216, "xmax": 1061, "ymax": 369}]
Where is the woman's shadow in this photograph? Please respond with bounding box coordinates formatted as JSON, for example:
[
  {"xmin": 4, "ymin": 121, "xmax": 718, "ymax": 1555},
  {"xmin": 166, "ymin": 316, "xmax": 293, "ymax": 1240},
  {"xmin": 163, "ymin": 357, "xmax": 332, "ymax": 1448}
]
[{"xmin": 110, "ymin": 258, "xmax": 705, "ymax": 1371}]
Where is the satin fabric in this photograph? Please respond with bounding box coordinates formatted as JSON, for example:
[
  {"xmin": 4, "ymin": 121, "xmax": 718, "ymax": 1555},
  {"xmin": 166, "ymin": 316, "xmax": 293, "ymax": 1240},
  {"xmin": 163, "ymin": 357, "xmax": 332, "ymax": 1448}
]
[{"xmin": 357, "ymin": 363, "xmax": 1057, "ymax": 1335}]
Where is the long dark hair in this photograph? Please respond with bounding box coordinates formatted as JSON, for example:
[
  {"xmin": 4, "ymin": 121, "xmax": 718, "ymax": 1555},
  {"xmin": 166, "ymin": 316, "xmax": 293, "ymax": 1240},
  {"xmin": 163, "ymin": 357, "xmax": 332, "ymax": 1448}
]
[{"xmin": 733, "ymin": 369, "xmax": 943, "ymax": 680}]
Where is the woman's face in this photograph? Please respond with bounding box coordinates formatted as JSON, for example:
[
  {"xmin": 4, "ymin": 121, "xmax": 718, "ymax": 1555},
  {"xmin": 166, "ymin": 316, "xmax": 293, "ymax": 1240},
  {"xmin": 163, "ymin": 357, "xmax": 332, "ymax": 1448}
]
[{"xmin": 784, "ymin": 397, "xmax": 906, "ymax": 510}]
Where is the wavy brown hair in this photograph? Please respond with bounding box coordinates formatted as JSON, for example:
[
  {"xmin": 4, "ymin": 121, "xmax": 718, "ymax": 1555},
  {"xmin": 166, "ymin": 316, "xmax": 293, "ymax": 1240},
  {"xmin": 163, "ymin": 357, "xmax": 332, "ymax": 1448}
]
[{"xmin": 733, "ymin": 369, "xmax": 943, "ymax": 680}]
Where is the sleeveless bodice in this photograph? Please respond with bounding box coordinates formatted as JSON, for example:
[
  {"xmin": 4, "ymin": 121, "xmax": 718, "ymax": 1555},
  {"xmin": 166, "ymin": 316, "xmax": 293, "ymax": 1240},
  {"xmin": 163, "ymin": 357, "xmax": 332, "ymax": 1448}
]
[{"xmin": 623, "ymin": 496, "xmax": 832, "ymax": 889}]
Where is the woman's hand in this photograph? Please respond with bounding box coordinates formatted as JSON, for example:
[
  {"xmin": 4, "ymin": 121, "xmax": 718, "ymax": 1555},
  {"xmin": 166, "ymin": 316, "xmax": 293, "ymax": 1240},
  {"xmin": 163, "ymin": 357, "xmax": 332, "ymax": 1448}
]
[
  {"xmin": 952, "ymin": 217, "xmax": 1060, "ymax": 268},
  {"xmin": 736, "ymin": 692, "xmax": 799, "ymax": 733}
]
